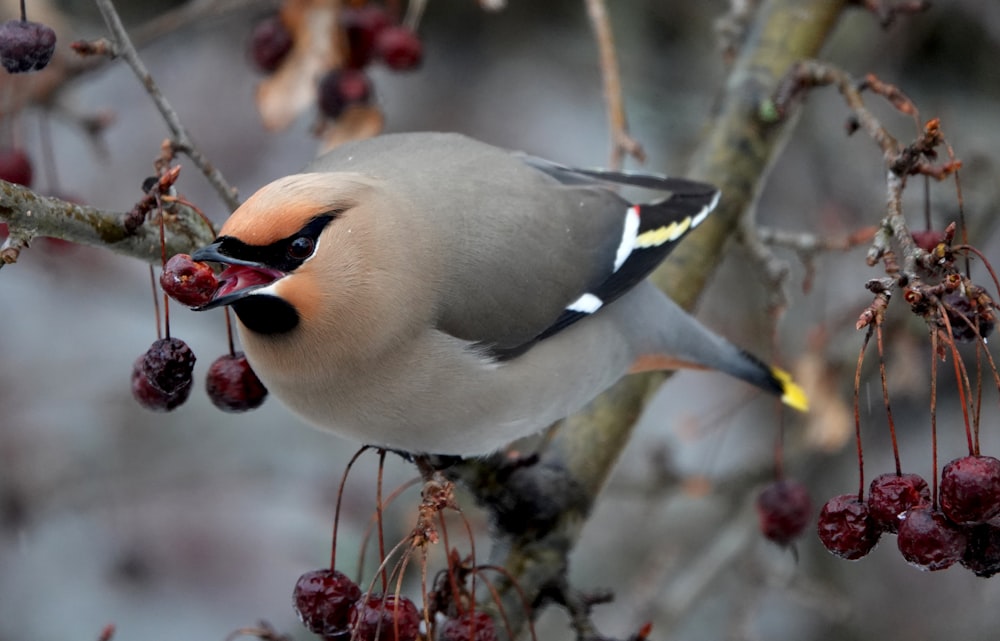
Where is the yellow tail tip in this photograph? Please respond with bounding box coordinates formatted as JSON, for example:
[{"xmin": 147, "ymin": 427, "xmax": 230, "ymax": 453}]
[{"xmin": 771, "ymin": 367, "xmax": 809, "ymax": 412}]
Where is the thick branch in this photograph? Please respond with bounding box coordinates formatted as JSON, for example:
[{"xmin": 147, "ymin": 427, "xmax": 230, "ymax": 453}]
[{"xmin": 0, "ymin": 180, "xmax": 214, "ymax": 264}]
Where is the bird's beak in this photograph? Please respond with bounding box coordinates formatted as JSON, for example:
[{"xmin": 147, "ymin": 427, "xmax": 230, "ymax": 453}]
[{"xmin": 191, "ymin": 241, "xmax": 286, "ymax": 311}]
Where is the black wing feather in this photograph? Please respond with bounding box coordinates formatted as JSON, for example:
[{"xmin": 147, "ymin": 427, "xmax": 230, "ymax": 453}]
[{"xmin": 489, "ymin": 160, "xmax": 720, "ymax": 361}]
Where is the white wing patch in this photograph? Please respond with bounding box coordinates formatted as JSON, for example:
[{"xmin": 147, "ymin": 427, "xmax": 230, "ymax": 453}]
[
  {"xmin": 567, "ymin": 292, "xmax": 604, "ymax": 314},
  {"xmin": 613, "ymin": 206, "xmax": 641, "ymax": 272}
]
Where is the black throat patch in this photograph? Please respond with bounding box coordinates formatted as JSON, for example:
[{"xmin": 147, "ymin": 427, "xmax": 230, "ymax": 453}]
[{"xmin": 232, "ymin": 295, "xmax": 300, "ymax": 335}]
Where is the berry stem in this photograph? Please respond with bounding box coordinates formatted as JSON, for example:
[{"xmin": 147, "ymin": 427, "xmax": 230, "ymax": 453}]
[
  {"xmin": 853, "ymin": 327, "xmax": 873, "ymax": 501},
  {"xmin": 330, "ymin": 445, "xmax": 372, "ymax": 570},
  {"xmin": 156, "ymin": 195, "xmax": 172, "ymax": 339},
  {"xmin": 148, "ymin": 264, "xmax": 162, "ymax": 340},
  {"xmin": 18, "ymin": 0, "xmax": 26, "ymax": 22},
  {"xmin": 224, "ymin": 306, "xmax": 236, "ymax": 357},
  {"xmin": 875, "ymin": 324, "xmax": 902, "ymax": 476},
  {"xmin": 930, "ymin": 328, "xmax": 940, "ymax": 507},
  {"xmin": 939, "ymin": 316, "xmax": 976, "ymax": 456},
  {"xmin": 376, "ymin": 448, "xmax": 389, "ymax": 593}
]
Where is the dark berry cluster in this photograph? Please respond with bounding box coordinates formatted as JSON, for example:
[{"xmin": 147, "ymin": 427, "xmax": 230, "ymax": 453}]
[
  {"xmin": 292, "ymin": 566, "xmax": 500, "ymax": 641},
  {"xmin": 817, "ymin": 456, "xmax": 1000, "ymax": 575},
  {"xmin": 248, "ymin": 3, "xmax": 423, "ymax": 120},
  {"xmin": 131, "ymin": 254, "xmax": 268, "ymax": 413}
]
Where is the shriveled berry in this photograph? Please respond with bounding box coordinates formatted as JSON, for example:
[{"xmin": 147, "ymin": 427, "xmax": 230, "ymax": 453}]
[
  {"xmin": 142, "ymin": 337, "xmax": 196, "ymax": 396},
  {"xmin": 440, "ymin": 611, "xmax": 497, "ymax": 641},
  {"xmin": 0, "ymin": 19, "xmax": 56, "ymax": 73},
  {"xmin": 206, "ymin": 352, "xmax": 268, "ymax": 412},
  {"xmin": 962, "ymin": 522, "xmax": 1000, "ymax": 578},
  {"xmin": 375, "ymin": 25, "xmax": 422, "ymax": 71},
  {"xmin": 817, "ymin": 494, "xmax": 880, "ymax": 560},
  {"xmin": 348, "ymin": 593, "xmax": 420, "ymax": 641},
  {"xmin": 249, "ymin": 14, "xmax": 293, "ymax": 73},
  {"xmin": 755, "ymin": 479, "xmax": 812, "ymax": 545},
  {"xmin": 867, "ymin": 472, "xmax": 930, "ymax": 533},
  {"xmin": 940, "ymin": 455, "xmax": 1000, "ymax": 525},
  {"xmin": 897, "ymin": 506, "xmax": 967, "ymax": 571},
  {"xmin": 942, "ymin": 292, "xmax": 995, "ymax": 342},
  {"xmin": 341, "ymin": 4, "xmax": 391, "ymax": 69},
  {"xmin": 160, "ymin": 253, "xmax": 219, "ymax": 308},
  {"xmin": 292, "ymin": 568, "xmax": 362, "ymax": 636},
  {"xmin": 317, "ymin": 68, "xmax": 372, "ymax": 119},
  {"xmin": 131, "ymin": 355, "xmax": 191, "ymax": 411},
  {"xmin": 0, "ymin": 147, "xmax": 33, "ymax": 186}
]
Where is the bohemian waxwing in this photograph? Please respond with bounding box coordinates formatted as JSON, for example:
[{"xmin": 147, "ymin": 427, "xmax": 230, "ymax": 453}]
[{"xmin": 192, "ymin": 132, "xmax": 807, "ymax": 455}]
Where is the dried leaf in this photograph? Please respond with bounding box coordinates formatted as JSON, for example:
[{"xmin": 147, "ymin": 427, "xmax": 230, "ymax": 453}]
[
  {"xmin": 255, "ymin": 0, "xmax": 342, "ymax": 131},
  {"xmin": 316, "ymin": 103, "xmax": 384, "ymax": 154}
]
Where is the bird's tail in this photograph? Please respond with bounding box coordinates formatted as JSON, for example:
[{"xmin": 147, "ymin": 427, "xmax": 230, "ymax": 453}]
[{"xmin": 621, "ymin": 282, "xmax": 808, "ymax": 411}]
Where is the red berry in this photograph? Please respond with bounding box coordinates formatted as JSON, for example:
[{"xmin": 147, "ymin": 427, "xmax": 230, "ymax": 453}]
[
  {"xmin": 317, "ymin": 68, "xmax": 373, "ymax": 119},
  {"xmin": 205, "ymin": 352, "xmax": 268, "ymax": 412},
  {"xmin": 962, "ymin": 523, "xmax": 1000, "ymax": 578},
  {"xmin": 348, "ymin": 593, "xmax": 420, "ymax": 641},
  {"xmin": 0, "ymin": 19, "xmax": 56, "ymax": 73},
  {"xmin": 755, "ymin": 479, "xmax": 812, "ymax": 545},
  {"xmin": 292, "ymin": 569, "xmax": 362, "ymax": 637},
  {"xmin": 341, "ymin": 5, "xmax": 391, "ymax": 69},
  {"xmin": 375, "ymin": 25, "xmax": 422, "ymax": 71},
  {"xmin": 440, "ymin": 611, "xmax": 497, "ymax": 641},
  {"xmin": 130, "ymin": 355, "xmax": 191, "ymax": 411},
  {"xmin": 249, "ymin": 14, "xmax": 293, "ymax": 73},
  {"xmin": 141, "ymin": 337, "xmax": 196, "ymax": 396},
  {"xmin": 160, "ymin": 253, "xmax": 219, "ymax": 308},
  {"xmin": 911, "ymin": 229, "xmax": 945, "ymax": 252},
  {"xmin": 940, "ymin": 455, "xmax": 1000, "ymax": 525},
  {"xmin": 0, "ymin": 147, "xmax": 33, "ymax": 186},
  {"xmin": 896, "ymin": 506, "xmax": 967, "ymax": 571},
  {"xmin": 867, "ymin": 472, "xmax": 930, "ymax": 533},
  {"xmin": 816, "ymin": 494, "xmax": 880, "ymax": 560}
]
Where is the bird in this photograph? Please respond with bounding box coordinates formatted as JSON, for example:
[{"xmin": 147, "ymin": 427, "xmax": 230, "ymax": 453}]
[{"xmin": 191, "ymin": 132, "xmax": 807, "ymax": 456}]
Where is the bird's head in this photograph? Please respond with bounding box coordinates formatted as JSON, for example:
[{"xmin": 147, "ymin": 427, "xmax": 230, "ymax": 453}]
[{"xmin": 192, "ymin": 172, "xmax": 375, "ymax": 336}]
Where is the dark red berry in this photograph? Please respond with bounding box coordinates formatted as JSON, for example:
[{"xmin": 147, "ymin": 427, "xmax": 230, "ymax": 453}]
[
  {"xmin": 755, "ymin": 479, "xmax": 812, "ymax": 545},
  {"xmin": 160, "ymin": 253, "xmax": 219, "ymax": 308},
  {"xmin": 249, "ymin": 14, "xmax": 293, "ymax": 73},
  {"xmin": 130, "ymin": 355, "xmax": 191, "ymax": 411},
  {"xmin": 0, "ymin": 147, "xmax": 33, "ymax": 186},
  {"xmin": 374, "ymin": 25, "xmax": 422, "ymax": 71},
  {"xmin": 348, "ymin": 593, "xmax": 420, "ymax": 641},
  {"xmin": 911, "ymin": 229, "xmax": 945, "ymax": 252},
  {"xmin": 816, "ymin": 494, "xmax": 880, "ymax": 560},
  {"xmin": 292, "ymin": 569, "xmax": 362, "ymax": 637},
  {"xmin": 942, "ymin": 292, "xmax": 995, "ymax": 342},
  {"xmin": 940, "ymin": 455, "xmax": 1000, "ymax": 525},
  {"xmin": 962, "ymin": 522, "xmax": 1000, "ymax": 578},
  {"xmin": 141, "ymin": 337, "xmax": 196, "ymax": 396},
  {"xmin": 317, "ymin": 68, "xmax": 373, "ymax": 119},
  {"xmin": 0, "ymin": 19, "xmax": 56, "ymax": 73},
  {"xmin": 440, "ymin": 611, "xmax": 497, "ymax": 641},
  {"xmin": 205, "ymin": 352, "xmax": 268, "ymax": 412},
  {"xmin": 341, "ymin": 5, "xmax": 391, "ymax": 69},
  {"xmin": 867, "ymin": 472, "xmax": 931, "ymax": 533},
  {"xmin": 896, "ymin": 505, "xmax": 967, "ymax": 571}
]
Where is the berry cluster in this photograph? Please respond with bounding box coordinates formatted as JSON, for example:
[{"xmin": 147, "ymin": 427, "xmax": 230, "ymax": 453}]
[
  {"xmin": 249, "ymin": 3, "xmax": 423, "ymax": 120},
  {"xmin": 817, "ymin": 456, "xmax": 1000, "ymax": 575},
  {"xmin": 131, "ymin": 253, "xmax": 268, "ymax": 414},
  {"xmin": 292, "ymin": 566, "xmax": 499, "ymax": 641}
]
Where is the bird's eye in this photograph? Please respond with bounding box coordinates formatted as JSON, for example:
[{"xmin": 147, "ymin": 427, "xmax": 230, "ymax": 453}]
[{"xmin": 287, "ymin": 236, "xmax": 315, "ymax": 260}]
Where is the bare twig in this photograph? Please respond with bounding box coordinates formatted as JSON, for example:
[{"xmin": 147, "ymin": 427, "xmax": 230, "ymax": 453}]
[
  {"xmin": 93, "ymin": 0, "xmax": 240, "ymax": 211},
  {"xmin": 584, "ymin": 0, "xmax": 646, "ymax": 170}
]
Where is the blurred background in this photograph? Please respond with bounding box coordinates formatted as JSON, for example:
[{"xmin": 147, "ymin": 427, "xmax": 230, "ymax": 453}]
[{"xmin": 2, "ymin": 1, "xmax": 1000, "ymax": 640}]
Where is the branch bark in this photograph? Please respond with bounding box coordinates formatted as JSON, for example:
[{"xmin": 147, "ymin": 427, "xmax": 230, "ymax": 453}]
[{"xmin": 459, "ymin": 1, "xmax": 852, "ymax": 638}]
